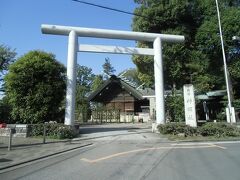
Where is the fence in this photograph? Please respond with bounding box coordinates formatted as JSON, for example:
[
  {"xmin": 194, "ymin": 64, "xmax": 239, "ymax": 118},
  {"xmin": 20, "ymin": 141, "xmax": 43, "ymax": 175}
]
[
  {"xmin": 91, "ymin": 109, "xmax": 120, "ymax": 123},
  {"xmin": 75, "ymin": 110, "xmax": 89, "ymax": 124}
]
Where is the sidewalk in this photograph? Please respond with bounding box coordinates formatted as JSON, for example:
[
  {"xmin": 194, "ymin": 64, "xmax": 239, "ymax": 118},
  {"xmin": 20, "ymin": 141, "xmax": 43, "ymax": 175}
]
[{"xmin": 0, "ymin": 137, "xmax": 92, "ymax": 171}]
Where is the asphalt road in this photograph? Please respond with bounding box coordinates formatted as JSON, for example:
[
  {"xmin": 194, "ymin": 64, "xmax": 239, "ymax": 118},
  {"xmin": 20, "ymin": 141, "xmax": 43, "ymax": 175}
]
[{"xmin": 1, "ymin": 124, "xmax": 240, "ymax": 180}]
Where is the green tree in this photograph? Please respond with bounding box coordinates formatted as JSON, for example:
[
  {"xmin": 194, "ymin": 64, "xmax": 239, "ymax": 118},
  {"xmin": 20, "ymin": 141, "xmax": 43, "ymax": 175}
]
[
  {"xmin": 0, "ymin": 97, "xmax": 11, "ymax": 123},
  {"xmin": 0, "ymin": 45, "xmax": 16, "ymax": 80},
  {"xmin": 165, "ymin": 95, "xmax": 184, "ymax": 122},
  {"xmin": 0, "ymin": 45, "xmax": 16, "ymax": 92},
  {"xmin": 132, "ymin": 0, "xmax": 240, "ymax": 93},
  {"xmin": 75, "ymin": 65, "xmax": 95, "ymax": 121},
  {"xmin": 4, "ymin": 50, "xmax": 66, "ymax": 124},
  {"xmin": 102, "ymin": 57, "xmax": 116, "ymax": 79},
  {"xmin": 91, "ymin": 75, "xmax": 104, "ymax": 92},
  {"xmin": 76, "ymin": 64, "xmax": 94, "ymax": 95},
  {"xmin": 195, "ymin": 7, "xmax": 240, "ymax": 92},
  {"xmin": 132, "ymin": 1, "xmax": 205, "ymax": 89}
]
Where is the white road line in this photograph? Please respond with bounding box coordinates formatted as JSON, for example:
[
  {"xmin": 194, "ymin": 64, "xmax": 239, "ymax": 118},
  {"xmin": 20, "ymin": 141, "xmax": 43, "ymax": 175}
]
[{"xmin": 172, "ymin": 140, "xmax": 240, "ymax": 146}]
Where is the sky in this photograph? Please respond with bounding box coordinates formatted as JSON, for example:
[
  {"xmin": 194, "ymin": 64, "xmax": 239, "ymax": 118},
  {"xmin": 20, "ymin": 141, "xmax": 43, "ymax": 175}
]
[{"xmin": 0, "ymin": 0, "xmax": 139, "ymax": 75}]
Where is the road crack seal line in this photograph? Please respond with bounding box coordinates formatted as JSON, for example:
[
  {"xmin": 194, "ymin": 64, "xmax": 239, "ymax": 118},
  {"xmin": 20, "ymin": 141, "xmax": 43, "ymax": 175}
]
[{"xmin": 80, "ymin": 145, "xmax": 224, "ymax": 163}]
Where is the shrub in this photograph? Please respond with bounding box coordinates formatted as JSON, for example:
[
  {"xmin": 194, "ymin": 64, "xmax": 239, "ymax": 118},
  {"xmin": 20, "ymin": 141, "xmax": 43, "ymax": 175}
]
[
  {"xmin": 28, "ymin": 123, "xmax": 77, "ymax": 139},
  {"xmin": 28, "ymin": 124, "xmax": 44, "ymax": 136},
  {"xmin": 199, "ymin": 123, "xmax": 240, "ymax": 137},
  {"xmin": 54, "ymin": 126, "xmax": 76, "ymax": 139},
  {"xmin": 158, "ymin": 123, "xmax": 197, "ymax": 136},
  {"xmin": 216, "ymin": 111, "xmax": 226, "ymax": 122},
  {"xmin": 165, "ymin": 95, "xmax": 184, "ymax": 122},
  {"xmin": 158, "ymin": 122, "xmax": 240, "ymax": 138}
]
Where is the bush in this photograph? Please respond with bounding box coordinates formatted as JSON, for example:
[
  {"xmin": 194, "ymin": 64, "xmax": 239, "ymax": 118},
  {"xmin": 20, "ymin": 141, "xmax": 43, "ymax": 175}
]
[
  {"xmin": 158, "ymin": 123, "xmax": 197, "ymax": 136},
  {"xmin": 28, "ymin": 123, "xmax": 77, "ymax": 139},
  {"xmin": 199, "ymin": 123, "xmax": 240, "ymax": 137},
  {"xmin": 165, "ymin": 95, "xmax": 184, "ymax": 122},
  {"xmin": 28, "ymin": 124, "xmax": 44, "ymax": 136},
  {"xmin": 54, "ymin": 126, "xmax": 76, "ymax": 139},
  {"xmin": 216, "ymin": 110, "xmax": 226, "ymax": 122},
  {"xmin": 158, "ymin": 122, "xmax": 240, "ymax": 137}
]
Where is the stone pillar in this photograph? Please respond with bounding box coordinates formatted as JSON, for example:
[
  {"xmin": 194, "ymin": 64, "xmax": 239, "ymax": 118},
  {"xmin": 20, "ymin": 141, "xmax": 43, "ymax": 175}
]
[
  {"xmin": 183, "ymin": 84, "xmax": 197, "ymax": 127},
  {"xmin": 226, "ymin": 107, "xmax": 236, "ymax": 124},
  {"xmin": 153, "ymin": 37, "xmax": 165, "ymax": 125},
  {"xmin": 65, "ymin": 31, "xmax": 78, "ymax": 126}
]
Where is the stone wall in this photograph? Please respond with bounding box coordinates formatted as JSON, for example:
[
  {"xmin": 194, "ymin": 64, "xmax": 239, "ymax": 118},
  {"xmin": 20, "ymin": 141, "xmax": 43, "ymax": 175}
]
[{"xmin": 0, "ymin": 124, "xmax": 28, "ymax": 137}]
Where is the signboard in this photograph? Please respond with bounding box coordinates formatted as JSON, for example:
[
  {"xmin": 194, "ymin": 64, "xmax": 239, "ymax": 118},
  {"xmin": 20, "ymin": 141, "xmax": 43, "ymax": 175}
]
[{"xmin": 183, "ymin": 84, "xmax": 197, "ymax": 127}]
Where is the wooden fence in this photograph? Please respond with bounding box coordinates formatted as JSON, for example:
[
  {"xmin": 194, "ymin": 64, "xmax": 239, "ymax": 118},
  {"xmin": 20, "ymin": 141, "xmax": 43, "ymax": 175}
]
[{"xmin": 91, "ymin": 109, "xmax": 120, "ymax": 123}]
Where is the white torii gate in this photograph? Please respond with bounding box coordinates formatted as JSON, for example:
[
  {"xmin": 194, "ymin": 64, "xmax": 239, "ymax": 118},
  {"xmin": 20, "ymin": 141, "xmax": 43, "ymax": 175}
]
[{"xmin": 41, "ymin": 24, "xmax": 184, "ymax": 128}]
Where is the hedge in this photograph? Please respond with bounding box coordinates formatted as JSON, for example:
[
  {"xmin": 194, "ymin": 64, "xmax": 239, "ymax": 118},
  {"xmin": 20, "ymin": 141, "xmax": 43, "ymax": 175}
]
[
  {"xmin": 158, "ymin": 122, "xmax": 240, "ymax": 137},
  {"xmin": 199, "ymin": 123, "xmax": 240, "ymax": 137},
  {"xmin": 158, "ymin": 123, "xmax": 197, "ymax": 136},
  {"xmin": 28, "ymin": 123, "xmax": 77, "ymax": 139}
]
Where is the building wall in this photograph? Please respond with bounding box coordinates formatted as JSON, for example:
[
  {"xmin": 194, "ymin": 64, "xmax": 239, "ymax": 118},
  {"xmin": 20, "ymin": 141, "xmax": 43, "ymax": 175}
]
[
  {"xmin": 90, "ymin": 79, "xmax": 151, "ymax": 122},
  {"xmin": 104, "ymin": 88, "xmax": 138, "ymax": 113},
  {"xmin": 105, "ymin": 101, "xmax": 134, "ymax": 112}
]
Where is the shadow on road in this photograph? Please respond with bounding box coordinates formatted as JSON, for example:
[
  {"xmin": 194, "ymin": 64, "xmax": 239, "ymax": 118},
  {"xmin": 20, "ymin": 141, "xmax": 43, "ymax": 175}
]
[{"xmin": 79, "ymin": 126, "xmax": 141, "ymax": 134}]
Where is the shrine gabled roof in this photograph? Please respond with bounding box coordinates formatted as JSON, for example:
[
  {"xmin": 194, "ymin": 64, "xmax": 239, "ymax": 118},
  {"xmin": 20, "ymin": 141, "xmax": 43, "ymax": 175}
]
[{"xmin": 88, "ymin": 75, "xmax": 144, "ymax": 102}]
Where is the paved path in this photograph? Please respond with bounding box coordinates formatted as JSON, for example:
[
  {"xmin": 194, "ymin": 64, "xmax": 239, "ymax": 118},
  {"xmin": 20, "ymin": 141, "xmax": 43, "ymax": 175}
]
[
  {"xmin": 77, "ymin": 123, "xmax": 168, "ymax": 142},
  {"xmin": 0, "ymin": 123, "xmax": 154, "ymax": 170},
  {"xmin": 1, "ymin": 123, "xmax": 240, "ymax": 180}
]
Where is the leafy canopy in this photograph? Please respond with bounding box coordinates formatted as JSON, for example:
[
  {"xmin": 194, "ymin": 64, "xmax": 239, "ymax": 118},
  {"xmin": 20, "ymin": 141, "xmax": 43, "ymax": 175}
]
[
  {"xmin": 5, "ymin": 50, "xmax": 66, "ymax": 124},
  {"xmin": 0, "ymin": 45, "xmax": 16, "ymax": 79},
  {"xmin": 102, "ymin": 57, "xmax": 116, "ymax": 79},
  {"xmin": 0, "ymin": 45, "xmax": 16, "ymax": 92},
  {"xmin": 75, "ymin": 65, "xmax": 94, "ymax": 116},
  {"xmin": 132, "ymin": 0, "xmax": 240, "ymax": 94}
]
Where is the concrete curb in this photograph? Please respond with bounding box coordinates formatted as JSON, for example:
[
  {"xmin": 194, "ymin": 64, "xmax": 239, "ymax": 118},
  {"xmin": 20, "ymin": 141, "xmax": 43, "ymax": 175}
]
[
  {"xmin": 169, "ymin": 139, "xmax": 240, "ymax": 143},
  {"xmin": 0, "ymin": 143, "xmax": 93, "ymax": 171}
]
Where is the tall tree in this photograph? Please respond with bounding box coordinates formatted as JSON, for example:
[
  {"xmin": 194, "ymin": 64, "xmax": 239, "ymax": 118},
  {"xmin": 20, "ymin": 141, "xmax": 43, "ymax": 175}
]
[
  {"xmin": 132, "ymin": 0, "xmax": 240, "ymax": 93},
  {"xmin": 4, "ymin": 50, "xmax": 66, "ymax": 124},
  {"xmin": 132, "ymin": 0, "xmax": 205, "ymax": 89},
  {"xmin": 0, "ymin": 45, "xmax": 16, "ymax": 92},
  {"xmin": 0, "ymin": 45, "xmax": 16, "ymax": 80},
  {"xmin": 91, "ymin": 75, "xmax": 104, "ymax": 92},
  {"xmin": 75, "ymin": 65, "xmax": 95, "ymax": 118},
  {"xmin": 102, "ymin": 57, "xmax": 116, "ymax": 79},
  {"xmin": 195, "ymin": 7, "xmax": 240, "ymax": 93},
  {"xmin": 76, "ymin": 64, "xmax": 95, "ymax": 96}
]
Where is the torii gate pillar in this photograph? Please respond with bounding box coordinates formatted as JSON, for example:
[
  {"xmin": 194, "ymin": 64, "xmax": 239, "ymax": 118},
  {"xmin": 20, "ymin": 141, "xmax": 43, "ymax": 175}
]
[
  {"xmin": 154, "ymin": 37, "xmax": 165, "ymax": 125},
  {"xmin": 65, "ymin": 31, "xmax": 78, "ymax": 126}
]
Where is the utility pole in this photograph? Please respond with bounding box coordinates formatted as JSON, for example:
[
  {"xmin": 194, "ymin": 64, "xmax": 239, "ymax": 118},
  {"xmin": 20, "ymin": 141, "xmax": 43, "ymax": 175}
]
[{"xmin": 215, "ymin": 0, "xmax": 234, "ymax": 124}]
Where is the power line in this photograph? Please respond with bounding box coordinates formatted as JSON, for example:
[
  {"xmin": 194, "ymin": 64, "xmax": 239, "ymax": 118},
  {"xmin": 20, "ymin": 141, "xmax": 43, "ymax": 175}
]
[{"xmin": 72, "ymin": 0, "xmax": 149, "ymax": 19}]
